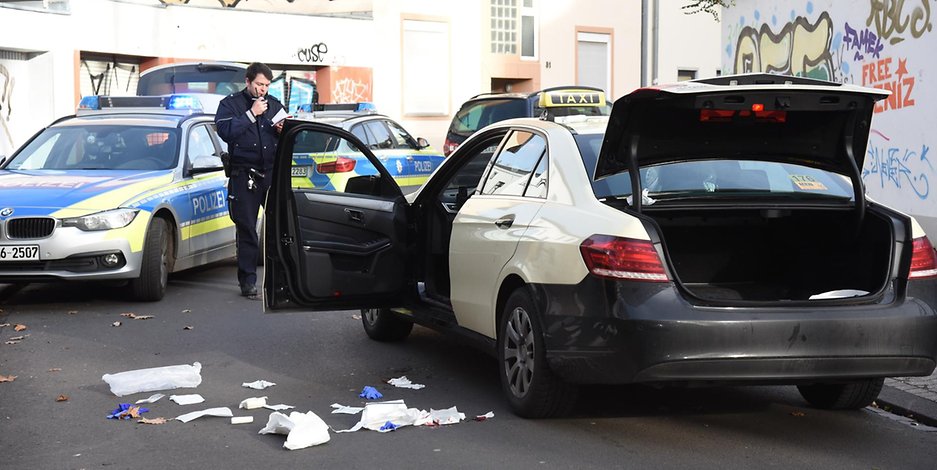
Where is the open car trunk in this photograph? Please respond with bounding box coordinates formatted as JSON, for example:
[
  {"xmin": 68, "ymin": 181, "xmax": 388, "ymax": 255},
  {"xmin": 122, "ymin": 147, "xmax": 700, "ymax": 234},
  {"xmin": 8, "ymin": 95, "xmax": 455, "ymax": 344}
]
[{"xmin": 644, "ymin": 206, "xmax": 898, "ymax": 302}]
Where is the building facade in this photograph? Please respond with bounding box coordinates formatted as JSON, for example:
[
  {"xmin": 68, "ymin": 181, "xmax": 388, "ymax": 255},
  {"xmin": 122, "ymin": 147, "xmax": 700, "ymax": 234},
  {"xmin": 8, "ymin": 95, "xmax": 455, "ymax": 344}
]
[{"xmin": 0, "ymin": 0, "xmax": 720, "ymax": 153}]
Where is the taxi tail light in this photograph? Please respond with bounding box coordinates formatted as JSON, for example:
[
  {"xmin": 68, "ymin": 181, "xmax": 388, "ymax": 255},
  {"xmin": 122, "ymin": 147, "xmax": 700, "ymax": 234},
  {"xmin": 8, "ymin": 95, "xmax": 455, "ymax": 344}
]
[
  {"xmin": 908, "ymin": 236, "xmax": 937, "ymax": 280},
  {"xmin": 699, "ymin": 109, "xmax": 786, "ymax": 123},
  {"xmin": 580, "ymin": 235, "xmax": 668, "ymax": 282},
  {"xmin": 316, "ymin": 157, "xmax": 356, "ymax": 174}
]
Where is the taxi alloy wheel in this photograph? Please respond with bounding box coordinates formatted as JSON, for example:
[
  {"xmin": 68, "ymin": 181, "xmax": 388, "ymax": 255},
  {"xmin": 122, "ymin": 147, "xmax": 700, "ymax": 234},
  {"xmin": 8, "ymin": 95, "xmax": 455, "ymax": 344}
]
[
  {"xmin": 498, "ymin": 288, "xmax": 577, "ymax": 418},
  {"xmin": 797, "ymin": 378, "xmax": 884, "ymax": 409},
  {"xmin": 361, "ymin": 308, "xmax": 413, "ymax": 342},
  {"xmin": 130, "ymin": 217, "xmax": 174, "ymax": 302}
]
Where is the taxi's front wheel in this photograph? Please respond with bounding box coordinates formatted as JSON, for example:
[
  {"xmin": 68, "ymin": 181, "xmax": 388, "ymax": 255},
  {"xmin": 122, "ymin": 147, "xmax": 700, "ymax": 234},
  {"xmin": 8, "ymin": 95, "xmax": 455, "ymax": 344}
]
[
  {"xmin": 361, "ymin": 308, "xmax": 413, "ymax": 341},
  {"xmin": 130, "ymin": 217, "xmax": 174, "ymax": 302},
  {"xmin": 498, "ymin": 287, "xmax": 577, "ymax": 418}
]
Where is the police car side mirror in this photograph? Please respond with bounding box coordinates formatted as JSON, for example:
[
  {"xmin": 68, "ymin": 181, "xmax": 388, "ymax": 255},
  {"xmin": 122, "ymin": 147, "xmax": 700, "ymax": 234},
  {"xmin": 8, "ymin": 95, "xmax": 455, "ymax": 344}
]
[
  {"xmin": 188, "ymin": 154, "xmax": 225, "ymax": 175},
  {"xmin": 416, "ymin": 137, "xmax": 430, "ymax": 150}
]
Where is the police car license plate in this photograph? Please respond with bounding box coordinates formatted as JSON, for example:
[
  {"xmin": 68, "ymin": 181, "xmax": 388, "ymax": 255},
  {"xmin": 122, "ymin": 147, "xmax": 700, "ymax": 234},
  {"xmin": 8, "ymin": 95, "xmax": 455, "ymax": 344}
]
[
  {"xmin": 0, "ymin": 245, "xmax": 40, "ymax": 262},
  {"xmin": 291, "ymin": 166, "xmax": 309, "ymax": 177}
]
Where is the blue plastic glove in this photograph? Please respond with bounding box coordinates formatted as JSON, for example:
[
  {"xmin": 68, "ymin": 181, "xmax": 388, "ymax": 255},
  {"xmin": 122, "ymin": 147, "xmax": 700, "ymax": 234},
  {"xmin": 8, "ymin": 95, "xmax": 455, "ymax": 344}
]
[
  {"xmin": 380, "ymin": 421, "xmax": 398, "ymax": 432},
  {"xmin": 359, "ymin": 386, "xmax": 383, "ymax": 400},
  {"xmin": 106, "ymin": 403, "xmax": 149, "ymax": 420}
]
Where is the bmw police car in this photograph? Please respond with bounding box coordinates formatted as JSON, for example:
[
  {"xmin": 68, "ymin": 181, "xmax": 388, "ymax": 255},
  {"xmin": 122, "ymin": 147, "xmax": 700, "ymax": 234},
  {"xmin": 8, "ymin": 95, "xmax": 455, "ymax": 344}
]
[
  {"xmin": 0, "ymin": 95, "xmax": 234, "ymax": 301},
  {"xmin": 289, "ymin": 108, "xmax": 444, "ymax": 194},
  {"xmin": 263, "ymin": 75, "xmax": 937, "ymax": 417}
]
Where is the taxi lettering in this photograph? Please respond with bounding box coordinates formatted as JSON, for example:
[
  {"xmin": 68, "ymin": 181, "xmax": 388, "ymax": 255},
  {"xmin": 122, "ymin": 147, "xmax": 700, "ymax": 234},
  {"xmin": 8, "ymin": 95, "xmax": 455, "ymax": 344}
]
[{"xmin": 550, "ymin": 92, "xmax": 602, "ymax": 105}]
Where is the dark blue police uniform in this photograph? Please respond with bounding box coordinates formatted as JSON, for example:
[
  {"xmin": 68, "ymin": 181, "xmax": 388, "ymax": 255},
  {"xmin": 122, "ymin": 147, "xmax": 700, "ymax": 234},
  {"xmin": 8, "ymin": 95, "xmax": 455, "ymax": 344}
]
[{"xmin": 215, "ymin": 89, "xmax": 284, "ymax": 294}]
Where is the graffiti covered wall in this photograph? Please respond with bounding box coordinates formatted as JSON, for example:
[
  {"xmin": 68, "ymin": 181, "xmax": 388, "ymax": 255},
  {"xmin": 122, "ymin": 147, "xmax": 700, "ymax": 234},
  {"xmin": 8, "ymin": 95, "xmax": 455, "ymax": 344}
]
[{"xmin": 723, "ymin": 0, "xmax": 936, "ymax": 238}]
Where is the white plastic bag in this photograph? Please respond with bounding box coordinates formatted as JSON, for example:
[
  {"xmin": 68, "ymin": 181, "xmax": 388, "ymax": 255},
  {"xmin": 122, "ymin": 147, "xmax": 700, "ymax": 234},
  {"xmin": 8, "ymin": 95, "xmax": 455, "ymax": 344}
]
[{"xmin": 102, "ymin": 362, "xmax": 202, "ymax": 397}]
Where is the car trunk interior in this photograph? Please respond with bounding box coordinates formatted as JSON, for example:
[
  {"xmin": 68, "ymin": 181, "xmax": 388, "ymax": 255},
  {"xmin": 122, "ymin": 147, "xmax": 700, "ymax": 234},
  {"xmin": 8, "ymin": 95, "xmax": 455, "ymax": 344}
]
[{"xmin": 643, "ymin": 206, "xmax": 895, "ymax": 302}]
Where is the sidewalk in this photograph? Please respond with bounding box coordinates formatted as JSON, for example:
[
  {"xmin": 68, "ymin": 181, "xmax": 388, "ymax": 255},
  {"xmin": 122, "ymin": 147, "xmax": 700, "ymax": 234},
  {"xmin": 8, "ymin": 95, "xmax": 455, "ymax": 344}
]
[{"xmin": 878, "ymin": 370, "xmax": 937, "ymax": 426}]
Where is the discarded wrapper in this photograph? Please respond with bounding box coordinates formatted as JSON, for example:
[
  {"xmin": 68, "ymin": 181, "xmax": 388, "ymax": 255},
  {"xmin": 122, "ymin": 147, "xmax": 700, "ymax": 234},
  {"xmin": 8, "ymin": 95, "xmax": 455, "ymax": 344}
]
[
  {"xmin": 239, "ymin": 396, "xmax": 268, "ymax": 410},
  {"xmin": 474, "ymin": 411, "xmax": 495, "ymax": 421},
  {"xmin": 336, "ymin": 401, "xmax": 466, "ymax": 433},
  {"xmin": 135, "ymin": 393, "xmax": 165, "ymax": 405},
  {"xmin": 242, "ymin": 380, "xmax": 276, "ymax": 390},
  {"xmin": 231, "ymin": 416, "xmax": 254, "ymax": 425},
  {"xmin": 102, "ymin": 362, "xmax": 202, "ymax": 397},
  {"xmin": 387, "ymin": 376, "xmax": 425, "ymax": 390},
  {"xmin": 259, "ymin": 411, "xmax": 330, "ymax": 450},
  {"xmin": 176, "ymin": 407, "xmax": 233, "ymax": 423},
  {"xmin": 330, "ymin": 403, "xmax": 364, "ymax": 415},
  {"xmin": 170, "ymin": 394, "xmax": 205, "ymax": 405}
]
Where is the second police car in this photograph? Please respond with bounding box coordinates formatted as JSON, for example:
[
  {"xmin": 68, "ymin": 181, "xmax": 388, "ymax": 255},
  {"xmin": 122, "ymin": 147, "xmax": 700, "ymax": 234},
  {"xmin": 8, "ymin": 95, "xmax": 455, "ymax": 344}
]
[
  {"xmin": 0, "ymin": 95, "xmax": 234, "ymax": 301},
  {"xmin": 263, "ymin": 76, "xmax": 937, "ymax": 418}
]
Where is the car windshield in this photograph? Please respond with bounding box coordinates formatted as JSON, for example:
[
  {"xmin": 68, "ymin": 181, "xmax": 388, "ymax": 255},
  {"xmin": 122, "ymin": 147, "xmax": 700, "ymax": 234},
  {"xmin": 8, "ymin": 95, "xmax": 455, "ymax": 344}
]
[
  {"xmin": 6, "ymin": 125, "xmax": 180, "ymax": 171},
  {"xmin": 575, "ymin": 134, "xmax": 855, "ymax": 202},
  {"xmin": 137, "ymin": 64, "xmax": 245, "ymax": 96},
  {"xmin": 450, "ymin": 99, "xmax": 529, "ymax": 136}
]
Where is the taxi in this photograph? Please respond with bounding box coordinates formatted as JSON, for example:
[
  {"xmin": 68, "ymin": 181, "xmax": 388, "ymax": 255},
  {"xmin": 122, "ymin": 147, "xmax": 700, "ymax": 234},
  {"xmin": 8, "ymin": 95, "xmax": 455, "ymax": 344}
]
[
  {"xmin": 289, "ymin": 108, "xmax": 444, "ymax": 194},
  {"xmin": 263, "ymin": 76, "xmax": 937, "ymax": 417},
  {"xmin": 0, "ymin": 95, "xmax": 234, "ymax": 301}
]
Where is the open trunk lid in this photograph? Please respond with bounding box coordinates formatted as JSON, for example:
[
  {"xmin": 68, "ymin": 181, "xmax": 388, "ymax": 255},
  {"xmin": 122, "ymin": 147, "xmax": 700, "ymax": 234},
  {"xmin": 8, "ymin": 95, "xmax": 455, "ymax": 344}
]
[{"xmin": 596, "ymin": 74, "xmax": 890, "ymax": 210}]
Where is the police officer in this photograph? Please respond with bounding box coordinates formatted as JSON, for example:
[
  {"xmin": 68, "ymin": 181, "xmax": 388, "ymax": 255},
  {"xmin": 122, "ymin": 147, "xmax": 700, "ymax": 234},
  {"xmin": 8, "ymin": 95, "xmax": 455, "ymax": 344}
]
[{"xmin": 215, "ymin": 62, "xmax": 285, "ymax": 297}]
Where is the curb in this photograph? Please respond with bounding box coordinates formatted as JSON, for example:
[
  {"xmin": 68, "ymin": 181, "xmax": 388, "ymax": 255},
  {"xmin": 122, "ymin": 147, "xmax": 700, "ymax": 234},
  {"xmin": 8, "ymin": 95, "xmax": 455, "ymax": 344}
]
[{"xmin": 876, "ymin": 385, "xmax": 937, "ymax": 427}]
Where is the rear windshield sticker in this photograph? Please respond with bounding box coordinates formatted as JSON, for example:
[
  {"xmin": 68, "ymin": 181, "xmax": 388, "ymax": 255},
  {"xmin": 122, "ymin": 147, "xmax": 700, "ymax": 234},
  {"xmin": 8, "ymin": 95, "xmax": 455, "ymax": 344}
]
[{"xmin": 790, "ymin": 175, "xmax": 828, "ymax": 190}]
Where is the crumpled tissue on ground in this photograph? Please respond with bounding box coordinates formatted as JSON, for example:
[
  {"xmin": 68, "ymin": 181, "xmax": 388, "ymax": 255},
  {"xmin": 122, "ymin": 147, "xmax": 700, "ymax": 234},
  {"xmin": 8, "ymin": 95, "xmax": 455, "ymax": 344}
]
[
  {"xmin": 335, "ymin": 400, "xmax": 465, "ymax": 433},
  {"xmin": 169, "ymin": 394, "xmax": 205, "ymax": 405},
  {"xmin": 330, "ymin": 403, "xmax": 365, "ymax": 415},
  {"xmin": 387, "ymin": 376, "xmax": 425, "ymax": 390},
  {"xmin": 176, "ymin": 407, "xmax": 233, "ymax": 423},
  {"xmin": 135, "ymin": 393, "xmax": 165, "ymax": 404},
  {"xmin": 242, "ymin": 379, "xmax": 276, "ymax": 390},
  {"xmin": 259, "ymin": 411, "xmax": 331, "ymax": 450}
]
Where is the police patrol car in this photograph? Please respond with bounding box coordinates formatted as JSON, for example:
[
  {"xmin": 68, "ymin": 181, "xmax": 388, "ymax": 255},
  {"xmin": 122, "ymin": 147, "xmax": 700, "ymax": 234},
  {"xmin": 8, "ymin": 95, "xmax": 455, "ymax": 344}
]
[
  {"xmin": 289, "ymin": 108, "xmax": 444, "ymax": 194},
  {"xmin": 263, "ymin": 76, "xmax": 937, "ymax": 418},
  {"xmin": 0, "ymin": 95, "xmax": 234, "ymax": 301}
]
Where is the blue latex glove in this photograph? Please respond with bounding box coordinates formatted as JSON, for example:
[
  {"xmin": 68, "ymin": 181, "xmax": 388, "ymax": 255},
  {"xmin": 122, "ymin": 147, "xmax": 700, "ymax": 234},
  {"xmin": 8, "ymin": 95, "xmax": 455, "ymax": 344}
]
[
  {"xmin": 380, "ymin": 421, "xmax": 398, "ymax": 432},
  {"xmin": 106, "ymin": 403, "xmax": 149, "ymax": 420},
  {"xmin": 359, "ymin": 386, "xmax": 383, "ymax": 400}
]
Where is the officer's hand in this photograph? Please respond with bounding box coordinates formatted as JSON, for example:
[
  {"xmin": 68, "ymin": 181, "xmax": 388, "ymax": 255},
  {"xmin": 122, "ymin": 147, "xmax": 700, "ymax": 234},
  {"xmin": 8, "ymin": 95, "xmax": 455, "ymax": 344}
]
[
  {"xmin": 274, "ymin": 120, "xmax": 284, "ymax": 134},
  {"xmin": 251, "ymin": 98, "xmax": 268, "ymax": 117}
]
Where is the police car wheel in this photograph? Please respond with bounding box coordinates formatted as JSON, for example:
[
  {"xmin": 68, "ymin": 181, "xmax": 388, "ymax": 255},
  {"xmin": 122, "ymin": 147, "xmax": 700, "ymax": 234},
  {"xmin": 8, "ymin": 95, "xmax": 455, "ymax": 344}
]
[
  {"xmin": 361, "ymin": 308, "xmax": 413, "ymax": 342},
  {"xmin": 498, "ymin": 287, "xmax": 577, "ymax": 418},
  {"xmin": 797, "ymin": 378, "xmax": 884, "ymax": 410},
  {"xmin": 130, "ymin": 217, "xmax": 174, "ymax": 301}
]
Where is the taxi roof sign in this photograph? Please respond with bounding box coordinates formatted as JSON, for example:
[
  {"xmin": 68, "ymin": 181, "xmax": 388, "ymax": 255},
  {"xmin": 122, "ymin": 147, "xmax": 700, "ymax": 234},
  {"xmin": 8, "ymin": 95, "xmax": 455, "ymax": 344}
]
[{"xmin": 539, "ymin": 89, "xmax": 606, "ymax": 108}]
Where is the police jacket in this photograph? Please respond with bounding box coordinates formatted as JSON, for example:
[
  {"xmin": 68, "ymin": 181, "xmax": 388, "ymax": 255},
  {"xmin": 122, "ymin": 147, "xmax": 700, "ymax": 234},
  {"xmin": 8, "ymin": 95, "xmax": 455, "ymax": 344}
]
[{"xmin": 215, "ymin": 89, "xmax": 284, "ymax": 172}]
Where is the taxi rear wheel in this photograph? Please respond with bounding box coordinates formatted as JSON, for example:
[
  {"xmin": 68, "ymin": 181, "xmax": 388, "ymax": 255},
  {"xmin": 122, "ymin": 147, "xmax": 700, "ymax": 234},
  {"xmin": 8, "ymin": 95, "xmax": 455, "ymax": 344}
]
[
  {"xmin": 797, "ymin": 378, "xmax": 884, "ymax": 409},
  {"xmin": 130, "ymin": 217, "xmax": 174, "ymax": 301},
  {"xmin": 361, "ymin": 308, "xmax": 413, "ymax": 342},
  {"xmin": 498, "ymin": 287, "xmax": 577, "ymax": 418}
]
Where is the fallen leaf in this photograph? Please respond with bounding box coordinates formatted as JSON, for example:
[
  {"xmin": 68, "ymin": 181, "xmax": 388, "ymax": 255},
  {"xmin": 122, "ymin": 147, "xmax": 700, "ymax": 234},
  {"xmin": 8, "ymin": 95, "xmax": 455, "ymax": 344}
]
[
  {"xmin": 790, "ymin": 411, "xmax": 806, "ymax": 417},
  {"xmin": 138, "ymin": 417, "xmax": 168, "ymax": 425},
  {"xmin": 183, "ymin": 325, "xmax": 193, "ymax": 330},
  {"xmin": 127, "ymin": 406, "xmax": 143, "ymax": 419},
  {"xmin": 48, "ymin": 368, "xmax": 62, "ymax": 372},
  {"xmin": 56, "ymin": 394, "xmax": 69, "ymax": 402},
  {"xmin": 0, "ymin": 374, "xmax": 16, "ymax": 383},
  {"xmin": 14, "ymin": 324, "xmax": 27, "ymax": 332},
  {"xmin": 112, "ymin": 321, "xmax": 122, "ymax": 327}
]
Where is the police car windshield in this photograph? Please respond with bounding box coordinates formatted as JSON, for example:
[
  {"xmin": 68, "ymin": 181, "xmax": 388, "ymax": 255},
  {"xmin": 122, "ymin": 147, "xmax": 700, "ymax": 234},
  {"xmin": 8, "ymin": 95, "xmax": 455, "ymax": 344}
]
[{"xmin": 7, "ymin": 125, "xmax": 180, "ymax": 171}]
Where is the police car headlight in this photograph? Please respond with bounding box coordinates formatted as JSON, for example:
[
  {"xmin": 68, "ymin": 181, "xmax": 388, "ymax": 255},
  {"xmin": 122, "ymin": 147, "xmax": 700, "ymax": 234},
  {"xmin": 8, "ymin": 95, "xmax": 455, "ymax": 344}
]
[{"xmin": 62, "ymin": 209, "xmax": 139, "ymax": 231}]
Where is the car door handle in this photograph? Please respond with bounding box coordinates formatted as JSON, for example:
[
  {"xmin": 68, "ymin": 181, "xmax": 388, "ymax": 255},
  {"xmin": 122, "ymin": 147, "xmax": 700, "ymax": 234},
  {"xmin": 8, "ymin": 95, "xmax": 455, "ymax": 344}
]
[
  {"xmin": 494, "ymin": 215, "xmax": 514, "ymax": 228},
  {"xmin": 345, "ymin": 208, "xmax": 364, "ymax": 223}
]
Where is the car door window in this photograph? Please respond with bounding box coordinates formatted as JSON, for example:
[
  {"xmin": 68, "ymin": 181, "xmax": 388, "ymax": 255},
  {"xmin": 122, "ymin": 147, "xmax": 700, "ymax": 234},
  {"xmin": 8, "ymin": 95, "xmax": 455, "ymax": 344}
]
[
  {"xmin": 385, "ymin": 120, "xmax": 416, "ymax": 149},
  {"xmin": 524, "ymin": 153, "xmax": 548, "ymax": 198},
  {"xmin": 480, "ymin": 130, "xmax": 546, "ymax": 197},
  {"xmin": 350, "ymin": 124, "xmax": 371, "ymax": 147},
  {"xmin": 363, "ymin": 121, "xmax": 393, "ymax": 149},
  {"xmin": 188, "ymin": 125, "xmax": 217, "ymax": 160},
  {"xmin": 289, "ymin": 129, "xmax": 383, "ymax": 195},
  {"xmin": 438, "ymin": 135, "xmax": 506, "ymax": 212}
]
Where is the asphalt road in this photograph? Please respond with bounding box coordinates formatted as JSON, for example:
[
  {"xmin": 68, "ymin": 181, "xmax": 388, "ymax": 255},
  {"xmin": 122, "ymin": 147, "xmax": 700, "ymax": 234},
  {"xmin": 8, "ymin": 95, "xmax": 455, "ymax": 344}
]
[{"xmin": 2, "ymin": 260, "xmax": 936, "ymax": 469}]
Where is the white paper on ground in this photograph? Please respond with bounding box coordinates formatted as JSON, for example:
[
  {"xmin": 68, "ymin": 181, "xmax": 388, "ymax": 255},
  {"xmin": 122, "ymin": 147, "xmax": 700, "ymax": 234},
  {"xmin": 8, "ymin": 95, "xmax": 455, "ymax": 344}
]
[
  {"xmin": 135, "ymin": 393, "xmax": 165, "ymax": 404},
  {"xmin": 335, "ymin": 400, "xmax": 425, "ymax": 433},
  {"xmin": 239, "ymin": 396, "xmax": 268, "ymax": 410},
  {"xmin": 263, "ymin": 404, "xmax": 295, "ymax": 411},
  {"xmin": 102, "ymin": 362, "xmax": 202, "ymax": 397},
  {"xmin": 170, "ymin": 394, "xmax": 205, "ymax": 405},
  {"xmin": 259, "ymin": 411, "xmax": 331, "ymax": 450},
  {"xmin": 387, "ymin": 376, "xmax": 425, "ymax": 390},
  {"xmin": 330, "ymin": 403, "xmax": 364, "ymax": 415},
  {"xmin": 809, "ymin": 289, "xmax": 869, "ymax": 300},
  {"xmin": 475, "ymin": 411, "xmax": 495, "ymax": 420},
  {"xmin": 242, "ymin": 380, "xmax": 276, "ymax": 390},
  {"xmin": 231, "ymin": 416, "xmax": 254, "ymax": 425},
  {"xmin": 419, "ymin": 406, "xmax": 465, "ymax": 425},
  {"xmin": 176, "ymin": 407, "xmax": 233, "ymax": 423}
]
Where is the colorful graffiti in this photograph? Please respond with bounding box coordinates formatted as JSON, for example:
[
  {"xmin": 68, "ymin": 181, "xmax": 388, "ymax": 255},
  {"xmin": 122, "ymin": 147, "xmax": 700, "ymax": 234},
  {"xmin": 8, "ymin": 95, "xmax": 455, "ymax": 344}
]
[
  {"xmin": 733, "ymin": 11, "xmax": 835, "ymax": 80},
  {"xmin": 866, "ymin": 0, "xmax": 933, "ymax": 45},
  {"xmin": 843, "ymin": 22, "xmax": 885, "ymax": 60},
  {"xmin": 863, "ymin": 138, "xmax": 932, "ymax": 200},
  {"xmin": 862, "ymin": 56, "xmax": 917, "ymax": 112}
]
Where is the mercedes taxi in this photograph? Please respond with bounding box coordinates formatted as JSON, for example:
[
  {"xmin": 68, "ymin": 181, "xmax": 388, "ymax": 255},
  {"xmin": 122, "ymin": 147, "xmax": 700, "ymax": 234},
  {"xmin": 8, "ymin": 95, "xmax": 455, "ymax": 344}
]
[
  {"xmin": 0, "ymin": 95, "xmax": 234, "ymax": 301},
  {"xmin": 263, "ymin": 76, "xmax": 937, "ymax": 418}
]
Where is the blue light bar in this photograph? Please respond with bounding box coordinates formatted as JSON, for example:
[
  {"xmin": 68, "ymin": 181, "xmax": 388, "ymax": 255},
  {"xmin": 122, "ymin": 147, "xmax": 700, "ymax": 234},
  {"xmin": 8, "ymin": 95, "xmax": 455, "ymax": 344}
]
[
  {"xmin": 78, "ymin": 96, "xmax": 101, "ymax": 110},
  {"xmin": 167, "ymin": 95, "xmax": 203, "ymax": 111},
  {"xmin": 356, "ymin": 102, "xmax": 376, "ymax": 112}
]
